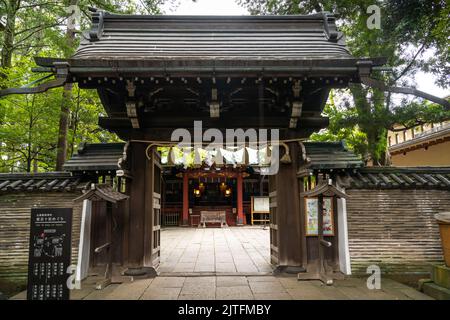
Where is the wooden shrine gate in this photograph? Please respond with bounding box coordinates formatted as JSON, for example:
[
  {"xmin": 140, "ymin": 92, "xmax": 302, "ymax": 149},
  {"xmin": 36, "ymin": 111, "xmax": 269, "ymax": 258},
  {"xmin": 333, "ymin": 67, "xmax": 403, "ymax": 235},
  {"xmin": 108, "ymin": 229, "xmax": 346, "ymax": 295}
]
[{"xmin": 3, "ymin": 12, "xmax": 446, "ymax": 282}]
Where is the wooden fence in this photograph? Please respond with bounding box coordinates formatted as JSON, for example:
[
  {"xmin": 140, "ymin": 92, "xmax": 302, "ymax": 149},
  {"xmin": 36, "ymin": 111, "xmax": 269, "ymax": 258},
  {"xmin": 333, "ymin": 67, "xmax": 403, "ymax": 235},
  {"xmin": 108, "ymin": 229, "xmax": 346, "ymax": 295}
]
[{"xmin": 162, "ymin": 210, "xmax": 180, "ymax": 227}]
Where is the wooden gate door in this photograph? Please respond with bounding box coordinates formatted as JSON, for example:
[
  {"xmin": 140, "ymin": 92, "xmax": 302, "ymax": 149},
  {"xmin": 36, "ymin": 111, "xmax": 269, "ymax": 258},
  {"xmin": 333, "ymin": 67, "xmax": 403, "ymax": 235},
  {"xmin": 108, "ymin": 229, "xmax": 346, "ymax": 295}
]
[
  {"xmin": 268, "ymin": 142, "xmax": 305, "ymax": 271},
  {"xmin": 143, "ymin": 147, "xmax": 162, "ymax": 273},
  {"xmin": 268, "ymin": 185, "xmax": 279, "ymax": 265}
]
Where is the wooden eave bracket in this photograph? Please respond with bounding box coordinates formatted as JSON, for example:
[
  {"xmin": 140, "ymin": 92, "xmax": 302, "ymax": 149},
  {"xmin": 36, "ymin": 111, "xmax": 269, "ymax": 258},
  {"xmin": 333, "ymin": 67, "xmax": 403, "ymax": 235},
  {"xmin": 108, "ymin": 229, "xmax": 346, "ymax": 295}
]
[
  {"xmin": 209, "ymin": 88, "xmax": 220, "ymax": 118},
  {"xmin": 125, "ymin": 81, "xmax": 140, "ymax": 128},
  {"xmin": 289, "ymin": 81, "xmax": 303, "ymax": 128},
  {"xmin": 0, "ymin": 62, "xmax": 69, "ymax": 97},
  {"xmin": 357, "ymin": 60, "xmax": 450, "ymax": 110}
]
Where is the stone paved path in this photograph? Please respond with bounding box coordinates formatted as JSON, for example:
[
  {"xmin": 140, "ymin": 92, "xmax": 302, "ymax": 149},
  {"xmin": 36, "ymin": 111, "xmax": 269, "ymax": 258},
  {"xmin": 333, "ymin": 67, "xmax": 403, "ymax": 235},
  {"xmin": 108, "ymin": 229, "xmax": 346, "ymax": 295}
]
[
  {"xmin": 10, "ymin": 227, "xmax": 434, "ymax": 300},
  {"xmin": 159, "ymin": 227, "xmax": 273, "ymax": 274},
  {"xmin": 12, "ymin": 275, "xmax": 433, "ymax": 300}
]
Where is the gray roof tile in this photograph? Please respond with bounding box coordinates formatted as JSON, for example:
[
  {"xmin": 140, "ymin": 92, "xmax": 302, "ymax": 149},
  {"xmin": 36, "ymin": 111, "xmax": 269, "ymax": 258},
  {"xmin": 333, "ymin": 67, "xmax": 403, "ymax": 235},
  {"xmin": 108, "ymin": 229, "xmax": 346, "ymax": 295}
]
[
  {"xmin": 0, "ymin": 172, "xmax": 93, "ymax": 193},
  {"xmin": 63, "ymin": 143, "xmax": 125, "ymax": 172},
  {"xmin": 72, "ymin": 12, "xmax": 352, "ymax": 62},
  {"xmin": 339, "ymin": 167, "xmax": 450, "ymax": 189}
]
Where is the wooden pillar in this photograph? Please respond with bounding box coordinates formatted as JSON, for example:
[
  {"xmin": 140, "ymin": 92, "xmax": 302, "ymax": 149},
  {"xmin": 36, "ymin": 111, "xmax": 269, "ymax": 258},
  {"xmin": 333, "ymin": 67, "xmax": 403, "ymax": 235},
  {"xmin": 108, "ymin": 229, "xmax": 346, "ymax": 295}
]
[
  {"xmin": 273, "ymin": 142, "xmax": 304, "ymax": 271},
  {"xmin": 237, "ymin": 172, "xmax": 244, "ymax": 225},
  {"xmin": 182, "ymin": 173, "xmax": 189, "ymax": 226}
]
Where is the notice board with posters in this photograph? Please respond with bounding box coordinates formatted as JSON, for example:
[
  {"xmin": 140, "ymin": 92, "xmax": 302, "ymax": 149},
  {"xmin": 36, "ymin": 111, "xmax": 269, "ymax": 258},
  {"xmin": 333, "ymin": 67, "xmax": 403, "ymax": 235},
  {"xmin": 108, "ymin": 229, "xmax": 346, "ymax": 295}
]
[
  {"xmin": 304, "ymin": 197, "xmax": 335, "ymax": 236},
  {"xmin": 27, "ymin": 208, "xmax": 72, "ymax": 300},
  {"xmin": 250, "ymin": 196, "xmax": 270, "ymax": 225}
]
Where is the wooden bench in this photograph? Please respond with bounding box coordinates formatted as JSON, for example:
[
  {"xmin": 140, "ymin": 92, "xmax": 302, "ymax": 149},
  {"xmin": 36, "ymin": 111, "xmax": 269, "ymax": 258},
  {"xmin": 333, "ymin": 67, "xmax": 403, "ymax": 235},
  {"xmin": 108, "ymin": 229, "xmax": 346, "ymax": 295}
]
[{"xmin": 199, "ymin": 211, "xmax": 228, "ymax": 228}]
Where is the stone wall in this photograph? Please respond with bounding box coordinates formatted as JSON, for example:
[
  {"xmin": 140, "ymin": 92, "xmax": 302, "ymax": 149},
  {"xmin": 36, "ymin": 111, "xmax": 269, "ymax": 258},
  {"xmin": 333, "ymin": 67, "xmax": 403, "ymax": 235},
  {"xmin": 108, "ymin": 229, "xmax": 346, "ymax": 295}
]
[
  {"xmin": 346, "ymin": 189, "xmax": 448, "ymax": 274},
  {"xmin": 0, "ymin": 192, "xmax": 82, "ymax": 283}
]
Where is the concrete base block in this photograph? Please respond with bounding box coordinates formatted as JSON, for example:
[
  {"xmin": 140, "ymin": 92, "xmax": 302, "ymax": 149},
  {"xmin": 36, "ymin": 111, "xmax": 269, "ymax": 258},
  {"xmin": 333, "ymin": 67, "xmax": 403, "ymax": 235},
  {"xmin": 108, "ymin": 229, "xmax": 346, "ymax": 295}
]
[
  {"xmin": 422, "ymin": 282, "xmax": 450, "ymax": 300},
  {"xmin": 431, "ymin": 264, "xmax": 450, "ymax": 290}
]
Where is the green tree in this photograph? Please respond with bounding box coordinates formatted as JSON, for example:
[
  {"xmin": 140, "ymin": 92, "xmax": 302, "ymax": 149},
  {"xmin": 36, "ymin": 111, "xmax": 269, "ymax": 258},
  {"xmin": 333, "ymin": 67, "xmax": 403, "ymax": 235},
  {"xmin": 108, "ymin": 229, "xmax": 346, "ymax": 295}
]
[{"xmin": 238, "ymin": 0, "xmax": 449, "ymax": 164}]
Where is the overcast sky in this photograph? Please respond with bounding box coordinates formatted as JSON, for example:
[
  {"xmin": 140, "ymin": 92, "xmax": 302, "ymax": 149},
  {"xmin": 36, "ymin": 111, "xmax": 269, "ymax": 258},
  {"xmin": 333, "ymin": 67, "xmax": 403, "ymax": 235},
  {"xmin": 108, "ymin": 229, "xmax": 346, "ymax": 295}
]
[
  {"xmin": 164, "ymin": 0, "xmax": 248, "ymax": 15},
  {"xmin": 162, "ymin": 0, "xmax": 448, "ymax": 99}
]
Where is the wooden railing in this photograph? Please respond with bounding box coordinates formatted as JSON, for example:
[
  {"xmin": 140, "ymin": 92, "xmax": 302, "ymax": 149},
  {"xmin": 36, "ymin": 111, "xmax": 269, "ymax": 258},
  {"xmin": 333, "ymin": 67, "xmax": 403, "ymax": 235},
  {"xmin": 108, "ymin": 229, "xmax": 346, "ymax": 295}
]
[{"xmin": 162, "ymin": 211, "xmax": 180, "ymax": 227}]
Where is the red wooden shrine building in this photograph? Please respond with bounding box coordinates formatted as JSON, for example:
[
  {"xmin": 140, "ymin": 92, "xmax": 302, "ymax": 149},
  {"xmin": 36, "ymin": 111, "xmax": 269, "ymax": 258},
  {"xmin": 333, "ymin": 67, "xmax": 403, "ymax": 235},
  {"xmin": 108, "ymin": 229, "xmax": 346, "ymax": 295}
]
[{"xmin": 63, "ymin": 142, "xmax": 270, "ymax": 228}]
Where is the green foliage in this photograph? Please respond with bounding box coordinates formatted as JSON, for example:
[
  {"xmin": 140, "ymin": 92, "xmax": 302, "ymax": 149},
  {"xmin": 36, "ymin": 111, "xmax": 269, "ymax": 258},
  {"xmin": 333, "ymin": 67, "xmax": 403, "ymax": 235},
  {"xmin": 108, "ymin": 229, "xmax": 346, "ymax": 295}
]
[
  {"xmin": 0, "ymin": 58, "xmax": 120, "ymax": 172},
  {"xmin": 0, "ymin": 0, "xmax": 168, "ymax": 172},
  {"xmin": 310, "ymin": 92, "xmax": 369, "ymax": 160},
  {"xmin": 383, "ymin": 0, "xmax": 449, "ymax": 87}
]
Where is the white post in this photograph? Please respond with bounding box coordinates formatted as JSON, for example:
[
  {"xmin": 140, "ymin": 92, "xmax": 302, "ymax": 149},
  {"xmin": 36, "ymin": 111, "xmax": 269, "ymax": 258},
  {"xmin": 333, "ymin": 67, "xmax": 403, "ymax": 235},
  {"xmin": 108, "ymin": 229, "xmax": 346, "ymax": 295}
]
[
  {"xmin": 75, "ymin": 199, "xmax": 92, "ymax": 286},
  {"xmin": 337, "ymin": 198, "xmax": 351, "ymax": 275}
]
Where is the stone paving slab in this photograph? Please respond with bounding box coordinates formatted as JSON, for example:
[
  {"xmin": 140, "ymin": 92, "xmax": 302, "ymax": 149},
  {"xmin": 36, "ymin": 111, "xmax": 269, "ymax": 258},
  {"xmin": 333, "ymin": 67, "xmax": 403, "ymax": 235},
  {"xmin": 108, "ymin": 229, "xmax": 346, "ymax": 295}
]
[
  {"xmin": 141, "ymin": 287, "xmax": 181, "ymax": 300},
  {"xmin": 216, "ymin": 276, "xmax": 248, "ymax": 287},
  {"xmin": 254, "ymin": 292, "xmax": 293, "ymax": 300},
  {"xmin": 83, "ymin": 283, "xmax": 120, "ymax": 300},
  {"xmin": 105, "ymin": 279, "xmax": 153, "ymax": 300},
  {"xmin": 249, "ymin": 281, "xmax": 286, "ymax": 294},
  {"xmin": 149, "ymin": 276, "xmax": 185, "ymax": 288},
  {"xmin": 216, "ymin": 286, "xmax": 254, "ymax": 300}
]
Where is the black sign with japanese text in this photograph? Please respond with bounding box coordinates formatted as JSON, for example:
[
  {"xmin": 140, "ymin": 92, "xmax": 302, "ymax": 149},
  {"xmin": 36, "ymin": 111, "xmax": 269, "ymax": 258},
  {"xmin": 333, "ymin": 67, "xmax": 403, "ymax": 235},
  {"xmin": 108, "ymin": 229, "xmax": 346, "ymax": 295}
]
[{"xmin": 27, "ymin": 208, "xmax": 72, "ymax": 300}]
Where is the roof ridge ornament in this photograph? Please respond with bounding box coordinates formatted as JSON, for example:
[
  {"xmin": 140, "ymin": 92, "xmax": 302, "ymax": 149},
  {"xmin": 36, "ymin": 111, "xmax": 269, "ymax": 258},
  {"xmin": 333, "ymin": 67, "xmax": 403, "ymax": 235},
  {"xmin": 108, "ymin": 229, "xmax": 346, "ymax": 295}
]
[
  {"xmin": 89, "ymin": 9, "xmax": 105, "ymax": 42},
  {"xmin": 357, "ymin": 60, "xmax": 450, "ymax": 109},
  {"xmin": 321, "ymin": 12, "xmax": 339, "ymax": 42}
]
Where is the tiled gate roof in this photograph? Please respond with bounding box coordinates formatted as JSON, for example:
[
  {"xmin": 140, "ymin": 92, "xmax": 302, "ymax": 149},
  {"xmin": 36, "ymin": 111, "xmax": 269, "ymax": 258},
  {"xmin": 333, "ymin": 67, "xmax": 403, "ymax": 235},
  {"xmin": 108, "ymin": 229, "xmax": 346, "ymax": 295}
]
[
  {"xmin": 337, "ymin": 167, "xmax": 450, "ymax": 189},
  {"xmin": 0, "ymin": 172, "xmax": 93, "ymax": 193},
  {"xmin": 72, "ymin": 13, "xmax": 353, "ymax": 62},
  {"xmin": 301, "ymin": 141, "xmax": 364, "ymax": 170},
  {"xmin": 62, "ymin": 143, "xmax": 125, "ymax": 173}
]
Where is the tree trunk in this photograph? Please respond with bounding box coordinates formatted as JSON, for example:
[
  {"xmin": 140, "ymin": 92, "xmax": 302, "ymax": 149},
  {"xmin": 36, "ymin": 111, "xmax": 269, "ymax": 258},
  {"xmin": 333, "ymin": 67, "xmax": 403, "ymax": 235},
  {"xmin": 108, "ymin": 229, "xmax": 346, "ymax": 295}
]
[
  {"xmin": 56, "ymin": 83, "xmax": 72, "ymax": 170},
  {"xmin": 33, "ymin": 156, "xmax": 38, "ymax": 173},
  {"xmin": 1, "ymin": 0, "xmax": 19, "ymax": 70},
  {"xmin": 55, "ymin": 0, "xmax": 78, "ymax": 170}
]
